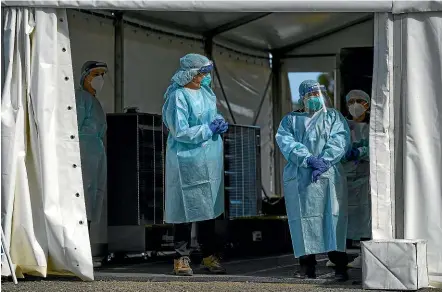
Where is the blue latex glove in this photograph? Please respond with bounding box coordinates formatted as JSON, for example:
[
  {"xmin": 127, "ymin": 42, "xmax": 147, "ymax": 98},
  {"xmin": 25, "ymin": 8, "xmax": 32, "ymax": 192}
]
[
  {"xmin": 345, "ymin": 148, "xmax": 360, "ymax": 161},
  {"xmin": 307, "ymin": 156, "xmax": 329, "ymax": 172},
  {"xmin": 209, "ymin": 119, "xmax": 225, "ymax": 134},
  {"xmin": 312, "ymin": 169, "xmax": 326, "ymax": 183},
  {"xmin": 307, "ymin": 157, "xmax": 330, "ymax": 183},
  {"xmin": 219, "ymin": 121, "xmax": 229, "ymax": 134}
]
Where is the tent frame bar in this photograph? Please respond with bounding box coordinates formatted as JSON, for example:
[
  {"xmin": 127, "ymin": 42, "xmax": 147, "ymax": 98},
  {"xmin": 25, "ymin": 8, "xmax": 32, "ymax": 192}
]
[
  {"xmin": 282, "ymin": 53, "xmax": 336, "ymax": 59},
  {"xmin": 114, "ymin": 11, "xmax": 124, "ymax": 113},
  {"xmin": 253, "ymin": 72, "xmax": 273, "ymax": 126}
]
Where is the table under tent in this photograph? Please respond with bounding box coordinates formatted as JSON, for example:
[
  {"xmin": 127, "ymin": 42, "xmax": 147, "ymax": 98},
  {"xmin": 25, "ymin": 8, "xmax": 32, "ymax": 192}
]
[{"xmin": 1, "ymin": 0, "xmax": 442, "ymax": 288}]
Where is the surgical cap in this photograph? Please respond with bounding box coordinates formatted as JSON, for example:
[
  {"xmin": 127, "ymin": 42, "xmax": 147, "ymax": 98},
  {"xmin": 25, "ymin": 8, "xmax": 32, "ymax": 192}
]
[
  {"xmin": 171, "ymin": 54, "xmax": 213, "ymax": 86},
  {"xmin": 346, "ymin": 89, "xmax": 370, "ymax": 105},
  {"xmin": 79, "ymin": 61, "xmax": 108, "ymax": 87},
  {"xmin": 299, "ymin": 79, "xmax": 321, "ymax": 99}
]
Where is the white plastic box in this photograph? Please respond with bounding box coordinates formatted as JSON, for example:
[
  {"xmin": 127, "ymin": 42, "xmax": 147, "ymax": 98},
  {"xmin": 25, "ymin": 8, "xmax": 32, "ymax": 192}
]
[{"xmin": 362, "ymin": 239, "xmax": 429, "ymax": 290}]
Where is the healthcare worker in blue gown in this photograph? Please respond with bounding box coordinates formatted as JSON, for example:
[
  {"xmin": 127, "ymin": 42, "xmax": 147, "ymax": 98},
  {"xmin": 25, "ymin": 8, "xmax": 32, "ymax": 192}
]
[
  {"xmin": 76, "ymin": 61, "xmax": 108, "ymax": 233},
  {"xmin": 163, "ymin": 54, "xmax": 228, "ymax": 276},
  {"xmin": 276, "ymin": 80, "xmax": 351, "ymax": 281},
  {"xmin": 341, "ymin": 89, "xmax": 372, "ymax": 268}
]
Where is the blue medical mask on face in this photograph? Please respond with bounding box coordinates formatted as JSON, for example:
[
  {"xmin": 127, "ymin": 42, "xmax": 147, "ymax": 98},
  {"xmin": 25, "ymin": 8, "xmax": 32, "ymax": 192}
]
[
  {"xmin": 201, "ymin": 74, "xmax": 212, "ymax": 87},
  {"xmin": 307, "ymin": 97, "xmax": 322, "ymax": 112}
]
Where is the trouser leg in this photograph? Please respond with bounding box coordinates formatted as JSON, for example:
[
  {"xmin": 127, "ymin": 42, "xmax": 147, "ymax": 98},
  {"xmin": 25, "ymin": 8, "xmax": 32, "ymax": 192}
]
[
  {"xmin": 328, "ymin": 251, "xmax": 349, "ymax": 270},
  {"xmin": 299, "ymin": 254, "xmax": 317, "ymax": 268},
  {"xmin": 196, "ymin": 218, "xmax": 219, "ymax": 258},
  {"xmin": 174, "ymin": 223, "xmax": 192, "ymax": 258}
]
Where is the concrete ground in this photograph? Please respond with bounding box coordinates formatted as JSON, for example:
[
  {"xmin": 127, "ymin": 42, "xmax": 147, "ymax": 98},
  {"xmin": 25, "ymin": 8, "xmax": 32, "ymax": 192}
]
[{"xmin": 2, "ymin": 252, "xmax": 440, "ymax": 292}]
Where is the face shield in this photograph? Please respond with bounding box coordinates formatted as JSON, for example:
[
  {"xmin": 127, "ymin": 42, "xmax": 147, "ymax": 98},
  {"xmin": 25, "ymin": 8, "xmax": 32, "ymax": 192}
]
[
  {"xmin": 302, "ymin": 83, "xmax": 328, "ymax": 114},
  {"xmin": 198, "ymin": 61, "xmax": 214, "ymax": 87},
  {"xmin": 198, "ymin": 61, "xmax": 213, "ymax": 74},
  {"xmin": 320, "ymin": 85, "xmax": 333, "ymax": 108}
]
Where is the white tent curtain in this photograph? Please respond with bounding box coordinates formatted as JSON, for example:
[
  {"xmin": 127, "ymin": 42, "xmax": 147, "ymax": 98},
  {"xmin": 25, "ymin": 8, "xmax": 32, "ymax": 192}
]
[
  {"xmin": 370, "ymin": 13, "xmax": 395, "ymax": 241},
  {"xmin": 372, "ymin": 12, "xmax": 442, "ymax": 286},
  {"xmin": 1, "ymin": 7, "xmax": 93, "ymax": 281},
  {"xmin": 398, "ymin": 12, "xmax": 442, "ymax": 285}
]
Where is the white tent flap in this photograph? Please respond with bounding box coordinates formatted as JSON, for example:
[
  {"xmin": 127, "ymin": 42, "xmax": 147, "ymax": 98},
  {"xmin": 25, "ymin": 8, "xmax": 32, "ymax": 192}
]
[
  {"xmin": 399, "ymin": 11, "xmax": 442, "ymax": 285},
  {"xmin": 1, "ymin": 7, "xmax": 93, "ymax": 281},
  {"xmin": 370, "ymin": 13, "xmax": 395, "ymax": 240}
]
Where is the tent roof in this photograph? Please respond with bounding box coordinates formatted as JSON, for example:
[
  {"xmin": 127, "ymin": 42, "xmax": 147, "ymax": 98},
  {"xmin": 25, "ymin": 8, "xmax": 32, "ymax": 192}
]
[
  {"xmin": 3, "ymin": 1, "xmax": 441, "ymax": 56},
  {"xmin": 2, "ymin": 0, "xmax": 442, "ymax": 14},
  {"xmin": 119, "ymin": 10, "xmax": 374, "ymax": 53}
]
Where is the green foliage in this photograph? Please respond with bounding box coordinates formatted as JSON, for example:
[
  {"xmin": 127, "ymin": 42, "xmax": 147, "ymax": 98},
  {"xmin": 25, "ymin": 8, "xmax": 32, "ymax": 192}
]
[{"xmin": 317, "ymin": 73, "xmax": 334, "ymax": 105}]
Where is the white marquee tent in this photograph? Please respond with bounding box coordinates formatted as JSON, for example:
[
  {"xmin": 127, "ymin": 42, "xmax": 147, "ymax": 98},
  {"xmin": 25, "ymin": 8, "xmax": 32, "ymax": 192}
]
[{"xmin": 1, "ymin": 0, "xmax": 442, "ymax": 286}]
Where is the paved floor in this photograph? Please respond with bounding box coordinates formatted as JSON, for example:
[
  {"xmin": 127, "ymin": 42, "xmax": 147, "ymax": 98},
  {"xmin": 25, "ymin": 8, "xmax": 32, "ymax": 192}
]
[
  {"xmin": 3, "ymin": 252, "xmax": 439, "ymax": 291},
  {"xmin": 95, "ymin": 253, "xmax": 348, "ymax": 284}
]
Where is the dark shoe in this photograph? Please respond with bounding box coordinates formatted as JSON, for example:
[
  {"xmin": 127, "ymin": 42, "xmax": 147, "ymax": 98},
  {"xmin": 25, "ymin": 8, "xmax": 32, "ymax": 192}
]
[
  {"xmin": 294, "ymin": 266, "xmax": 316, "ymax": 279},
  {"xmin": 334, "ymin": 269, "xmax": 349, "ymax": 282}
]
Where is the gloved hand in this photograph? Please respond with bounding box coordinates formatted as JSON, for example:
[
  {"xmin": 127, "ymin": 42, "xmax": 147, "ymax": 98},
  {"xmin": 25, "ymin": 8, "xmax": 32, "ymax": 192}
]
[
  {"xmin": 209, "ymin": 119, "xmax": 225, "ymax": 134},
  {"xmin": 307, "ymin": 156, "xmax": 329, "ymax": 172},
  {"xmin": 312, "ymin": 169, "xmax": 326, "ymax": 183},
  {"xmin": 307, "ymin": 156, "xmax": 330, "ymax": 183},
  {"xmin": 345, "ymin": 148, "xmax": 360, "ymax": 161},
  {"xmin": 219, "ymin": 121, "xmax": 229, "ymax": 134}
]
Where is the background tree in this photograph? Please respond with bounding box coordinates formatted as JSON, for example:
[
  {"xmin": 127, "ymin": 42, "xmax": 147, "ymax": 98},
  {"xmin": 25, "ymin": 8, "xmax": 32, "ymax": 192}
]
[{"xmin": 317, "ymin": 73, "xmax": 334, "ymax": 106}]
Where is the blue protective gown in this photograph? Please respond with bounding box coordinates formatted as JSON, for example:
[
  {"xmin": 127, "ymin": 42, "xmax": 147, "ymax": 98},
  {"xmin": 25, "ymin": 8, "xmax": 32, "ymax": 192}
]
[
  {"xmin": 162, "ymin": 84, "xmax": 224, "ymax": 224},
  {"xmin": 276, "ymin": 109, "xmax": 351, "ymax": 258},
  {"xmin": 343, "ymin": 120, "xmax": 371, "ymax": 240},
  {"xmin": 76, "ymin": 88, "xmax": 107, "ymax": 223}
]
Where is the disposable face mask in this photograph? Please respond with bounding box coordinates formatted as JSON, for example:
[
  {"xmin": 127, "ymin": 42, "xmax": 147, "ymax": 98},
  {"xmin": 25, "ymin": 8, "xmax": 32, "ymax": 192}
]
[
  {"xmin": 201, "ymin": 74, "xmax": 212, "ymax": 86},
  {"xmin": 307, "ymin": 97, "xmax": 322, "ymax": 112},
  {"xmin": 91, "ymin": 75, "xmax": 105, "ymax": 93},
  {"xmin": 349, "ymin": 103, "xmax": 366, "ymax": 118}
]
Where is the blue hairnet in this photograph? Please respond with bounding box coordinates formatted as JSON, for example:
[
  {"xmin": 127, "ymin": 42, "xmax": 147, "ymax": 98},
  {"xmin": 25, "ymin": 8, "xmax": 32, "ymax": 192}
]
[
  {"xmin": 79, "ymin": 61, "xmax": 108, "ymax": 88},
  {"xmin": 171, "ymin": 54, "xmax": 212, "ymax": 86},
  {"xmin": 299, "ymin": 79, "xmax": 321, "ymax": 98},
  {"xmin": 346, "ymin": 90, "xmax": 370, "ymax": 105}
]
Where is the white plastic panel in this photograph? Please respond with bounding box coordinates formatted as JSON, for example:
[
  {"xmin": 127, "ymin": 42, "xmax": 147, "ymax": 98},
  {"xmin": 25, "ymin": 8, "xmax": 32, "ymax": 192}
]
[
  {"xmin": 123, "ymin": 23, "xmax": 204, "ymax": 114},
  {"xmin": 212, "ymin": 46, "xmax": 273, "ymax": 196},
  {"xmin": 221, "ymin": 12, "xmax": 371, "ymax": 50},
  {"xmin": 68, "ymin": 10, "xmax": 115, "ymax": 114},
  {"xmin": 288, "ymin": 19, "xmax": 374, "ymax": 55}
]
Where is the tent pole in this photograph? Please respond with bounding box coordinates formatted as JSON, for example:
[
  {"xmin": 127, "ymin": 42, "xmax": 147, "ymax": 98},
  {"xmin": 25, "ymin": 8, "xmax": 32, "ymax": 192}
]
[
  {"xmin": 253, "ymin": 71, "xmax": 273, "ymax": 126},
  {"xmin": 114, "ymin": 12, "xmax": 124, "ymax": 113},
  {"xmin": 271, "ymin": 56, "xmax": 282, "ymax": 196}
]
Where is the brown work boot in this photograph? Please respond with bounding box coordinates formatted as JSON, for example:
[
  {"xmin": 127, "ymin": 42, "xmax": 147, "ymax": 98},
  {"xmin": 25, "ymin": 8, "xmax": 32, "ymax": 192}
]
[{"xmin": 173, "ymin": 256, "xmax": 193, "ymax": 276}]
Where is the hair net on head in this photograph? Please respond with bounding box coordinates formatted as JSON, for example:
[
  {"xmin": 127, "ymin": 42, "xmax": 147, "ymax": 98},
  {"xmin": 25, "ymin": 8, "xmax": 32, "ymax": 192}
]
[
  {"xmin": 346, "ymin": 89, "xmax": 370, "ymax": 105},
  {"xmin": 298, "ymin": 79, "xmax": 322, "ymax": 107},
  {"xmin": 299, "ymin": 80, "xmax": 320, "ymax": 99},
  {"xmin": 171, "ymin": 54, "xmax": 212, "ymax": 86},
  {"xmin": 79, "ymin": 61, "xmax": 108, "ymax": 87}
]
